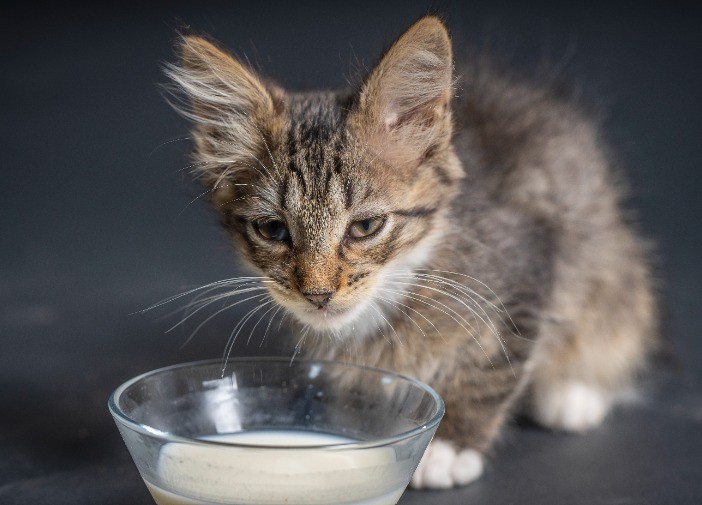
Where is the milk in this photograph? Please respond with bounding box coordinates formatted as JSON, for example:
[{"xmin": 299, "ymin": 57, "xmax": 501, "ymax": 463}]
[{"xmin": 144, "ymin": 430, "xmax": 408, "ymax": 505}]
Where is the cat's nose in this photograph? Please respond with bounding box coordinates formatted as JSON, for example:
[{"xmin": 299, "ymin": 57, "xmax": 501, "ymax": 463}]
[{"xmin": 303, "ymin": 291, "xmax": 333, "ymax": 308}]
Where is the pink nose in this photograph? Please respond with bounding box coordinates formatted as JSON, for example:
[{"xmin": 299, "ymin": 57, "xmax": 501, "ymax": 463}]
[{"xmin": 304, "ymin": 292, "xmax": 333, "ymax": 308}]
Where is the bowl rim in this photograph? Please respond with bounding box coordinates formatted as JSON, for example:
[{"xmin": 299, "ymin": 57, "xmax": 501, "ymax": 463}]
[{"xmin": 108, "ymin": 357, "xmax": 445, "ymax": 450}]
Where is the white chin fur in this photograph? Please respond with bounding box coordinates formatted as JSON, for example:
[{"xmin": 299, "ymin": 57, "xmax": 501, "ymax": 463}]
[{"xmin": 290, "ymin": 302, "xmax": 373, "ymax": 335}]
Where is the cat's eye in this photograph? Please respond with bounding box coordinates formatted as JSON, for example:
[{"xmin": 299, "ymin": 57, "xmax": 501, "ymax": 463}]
[
  {"xmin": 348, "ymin": 216, "xmax": 386, "ymax": 239},
  {"xmin": 254, "ymin": 219, "xmax": 289, "ymax": 242}
]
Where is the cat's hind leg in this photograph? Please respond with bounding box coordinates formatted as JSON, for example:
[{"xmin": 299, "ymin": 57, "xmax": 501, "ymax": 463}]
[
  {"xmin": 528, "ymin": 231, "xmax": 656, "ymax": 432},
  {"xmin": 531, "ymin": 379, "xmax": 611, "ymax": 432}
]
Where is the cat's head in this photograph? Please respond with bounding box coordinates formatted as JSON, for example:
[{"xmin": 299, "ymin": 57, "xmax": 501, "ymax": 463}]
[{"xmin": 165, "ymin": 16, "xmax": 463, "ymax": 337}]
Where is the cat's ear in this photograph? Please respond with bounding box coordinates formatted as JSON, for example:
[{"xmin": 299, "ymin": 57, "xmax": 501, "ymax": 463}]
[
  {"xmin": 350, "ymin": 16, "xmax": 454, "ymax": 165},
  {"xmin": 164, "ymin": 35, "xmax": 283, "ymax": 185}
]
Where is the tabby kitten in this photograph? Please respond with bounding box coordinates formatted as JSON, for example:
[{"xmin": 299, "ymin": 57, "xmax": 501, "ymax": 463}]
[{"xmin": 165, "ymin": 16, "xmax": 656, "ymax": 488}]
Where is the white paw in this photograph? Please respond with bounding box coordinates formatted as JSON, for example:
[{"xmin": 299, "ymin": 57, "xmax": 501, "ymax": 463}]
[
  {"xmin": 410, "ymin": 439, "xmax": 484, "ymax": 489},
  {"xmin": 532, "ymin": 380, "xmax": 610, "ymax": 432}
]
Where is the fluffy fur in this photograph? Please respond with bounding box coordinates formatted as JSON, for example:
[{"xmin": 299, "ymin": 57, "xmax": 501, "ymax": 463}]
[{"xmin": 165, "ymin": 16, "xmax": 657, "ymax": 488}]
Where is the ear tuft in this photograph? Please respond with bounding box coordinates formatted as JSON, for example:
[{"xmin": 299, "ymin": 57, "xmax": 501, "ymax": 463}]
[
  {"xmin": 165, "ymin": 35, "xmax": 276, "ymax": 127},
  {"xmin": 163, "ymin": 35, "xmax": 282, "ymax": 185}
]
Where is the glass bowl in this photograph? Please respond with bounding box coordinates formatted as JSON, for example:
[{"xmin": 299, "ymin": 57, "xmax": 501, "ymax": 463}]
[{"xmin": 108, "ymin": 358, "xmax": 444, "ymax": 505}]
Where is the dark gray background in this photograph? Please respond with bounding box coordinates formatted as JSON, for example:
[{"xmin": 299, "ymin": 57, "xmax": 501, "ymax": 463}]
[{"xmin": 2, "ymin": 1, "xmax": 701, "ymax": 504}]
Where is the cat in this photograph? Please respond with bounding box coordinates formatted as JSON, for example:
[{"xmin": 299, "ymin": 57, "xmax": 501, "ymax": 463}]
[{"xmin": 164, "ymin": 16, "xmax": 657, "ymax": 489}]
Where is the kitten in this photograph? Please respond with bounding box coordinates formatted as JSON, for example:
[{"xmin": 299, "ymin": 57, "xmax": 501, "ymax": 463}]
[{"xmin": 164, "ymin": 16, "xmax": 657, "ymax": 489}]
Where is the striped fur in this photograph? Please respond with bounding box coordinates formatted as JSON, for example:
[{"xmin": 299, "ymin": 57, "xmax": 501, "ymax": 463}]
[{"xmin": 165, "ymin": 16, "xmax": 657, "ymax": 487}]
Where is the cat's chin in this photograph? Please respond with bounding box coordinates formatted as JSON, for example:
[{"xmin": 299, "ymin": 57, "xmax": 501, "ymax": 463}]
[
  {"xmin": 267, "ymin": 290, "xmax": 374, "ymax": 337},
  {"xmin": 292, "ymin": 306, "xmax": 362, "ymax": 333}
]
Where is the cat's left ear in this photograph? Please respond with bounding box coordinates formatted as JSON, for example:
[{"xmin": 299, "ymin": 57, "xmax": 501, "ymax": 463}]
[{"xmin": 350, "ymin": 16, "xmax": 454, "ymax": 166}]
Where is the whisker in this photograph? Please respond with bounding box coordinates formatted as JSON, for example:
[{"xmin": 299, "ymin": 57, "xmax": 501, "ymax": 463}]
[
  {"xmin": 374, "ymin": 294, "xmax": 431, "ymax": 340},
  {"xmin": 393, "ymin": 272, "xmax": 502, "ymax": 312},
  {"xmin": 390, "ymin": 273, "xmax": 513, "ymax": 350},
  {"xmin": 177, "ymin": 183, "xmax": 232, "ymax": 216},
  {"xmin": 384, "ymin": 280, "xmax": 484, "ymax": 332},
  {"xmin": 177, "ymin": 280, "xmax": 267, "ymax": 317},
  {"xmin": 370, "ymin": 306, "xmax": 392, "ymax": 345},
  {"xmin": 290, "ymin": 325, "xmax": 311, "ymax": 365},
  {"xmin": 259, "ymin": 305, "xmax": 284, "ymax": 348},
  {"xmin": 137, "ymin": 276, "xmax": 273, "ymax": 313},
  {"xmin": 215, "ymin": 195, "xmax": 260, "ymax": 208},
  {"xmin": 242, "ymin": 111, "xmax": 281, "ymax": 180},
  {"xmin": 385, "ymin": 279, "xmax": 513, "ymax": 373},
  {"xmin": 413, "ymin": 274, "xmax": 515, "ymax": 344},
  {"xmin": 147, "ymin": 136, "xmax": 192, "ymax": 164},
  {"xmin": 378, "ymin": 286, "xmax": 494, "ymax": 368},
  {"xmin": 221, "ymin": 303, "xmax": 266, "ymax": 357},
  {"xmin": 407, "ymin": 272, "xmax": 532, "ymax": 344},
  {"xmin": 416, "ymin": 268, "xmax": 521, "ymax": 336},
  {"xmin": 391, "ymin": 279, "xmax": 508, "ymax": 336},
  {"xmin": 179, "ymin": 292, "xmax": 269, "ymax": 348},
  {"xmin": 167, "ymin": 287, "xmax": 268, "ymax": 334},
  {"xmin": 277, "ymin": 310, "xmax": 290, "ymax": 332},
  {"xmin": 175, "ymin": 159, "xmax": 225, "ymax": 174},
  {"xmin": 221, "ymin": 298, "xmax": 275, "ymax": 374},
  {"xmin": 246, "ymin": 303, "xmax": 279, "ymax": 346},
  {"xmin": 375, "ymin": 288, "xmax": 451, "ymax": 345},
  {"xmin": 194, "ymin": 129, "xmax": 278, "ymax": 181},
  {"xmin": 159, "ymin": 287, "xmax": 251, "ymax": 323},
  {"xmin": 212, "ymin": 160, "xmax": 270, "ymax": 189},
  {"xmin": 369, "ymin": 300, "xmax": 403, "ymax": 346}
]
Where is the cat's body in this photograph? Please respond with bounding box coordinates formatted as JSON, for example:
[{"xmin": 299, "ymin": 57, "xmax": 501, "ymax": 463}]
[{"xmin": 166, "ymin": 17, "xmax": 656, "ymax": 489}]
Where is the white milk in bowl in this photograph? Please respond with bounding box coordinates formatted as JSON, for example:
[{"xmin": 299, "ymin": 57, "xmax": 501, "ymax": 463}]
[{"xmin": 144, "ymin": 430, "xmax": 408, "ymax": 505}]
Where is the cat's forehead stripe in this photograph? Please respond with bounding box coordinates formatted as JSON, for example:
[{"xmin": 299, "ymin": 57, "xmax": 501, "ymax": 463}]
[{"xmin": 283, "ymin": 93, "xmax": 349, "ymax": 201}]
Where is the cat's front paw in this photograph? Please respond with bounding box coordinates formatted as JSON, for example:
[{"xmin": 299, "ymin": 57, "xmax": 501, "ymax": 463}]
[
  {"xmin": 410, "ymin": 439, "xmax": 484, "ymax": 489},
  {"xmin": 531, "ymin": 380, "xmax": 610, "ymax": 432}
]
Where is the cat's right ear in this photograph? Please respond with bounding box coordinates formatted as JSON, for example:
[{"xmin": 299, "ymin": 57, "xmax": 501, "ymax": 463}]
[{"xmin": 163, "ymin": 35, "xmax": 283, "ymax": 184}]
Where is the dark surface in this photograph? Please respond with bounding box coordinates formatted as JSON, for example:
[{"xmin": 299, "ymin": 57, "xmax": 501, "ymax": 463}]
[{"xmin": 2, "ymin": 2, "xmax": 701, "ymax": 504}]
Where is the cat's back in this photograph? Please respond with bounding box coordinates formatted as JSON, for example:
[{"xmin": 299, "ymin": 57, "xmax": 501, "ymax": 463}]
[
  {"xmin": 453, "ymin": 62, "xmax": 622, "ymax": 229},
  {"xmin": 441, "ymin": 60, "xmax": 653, "ymax": 330}
]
